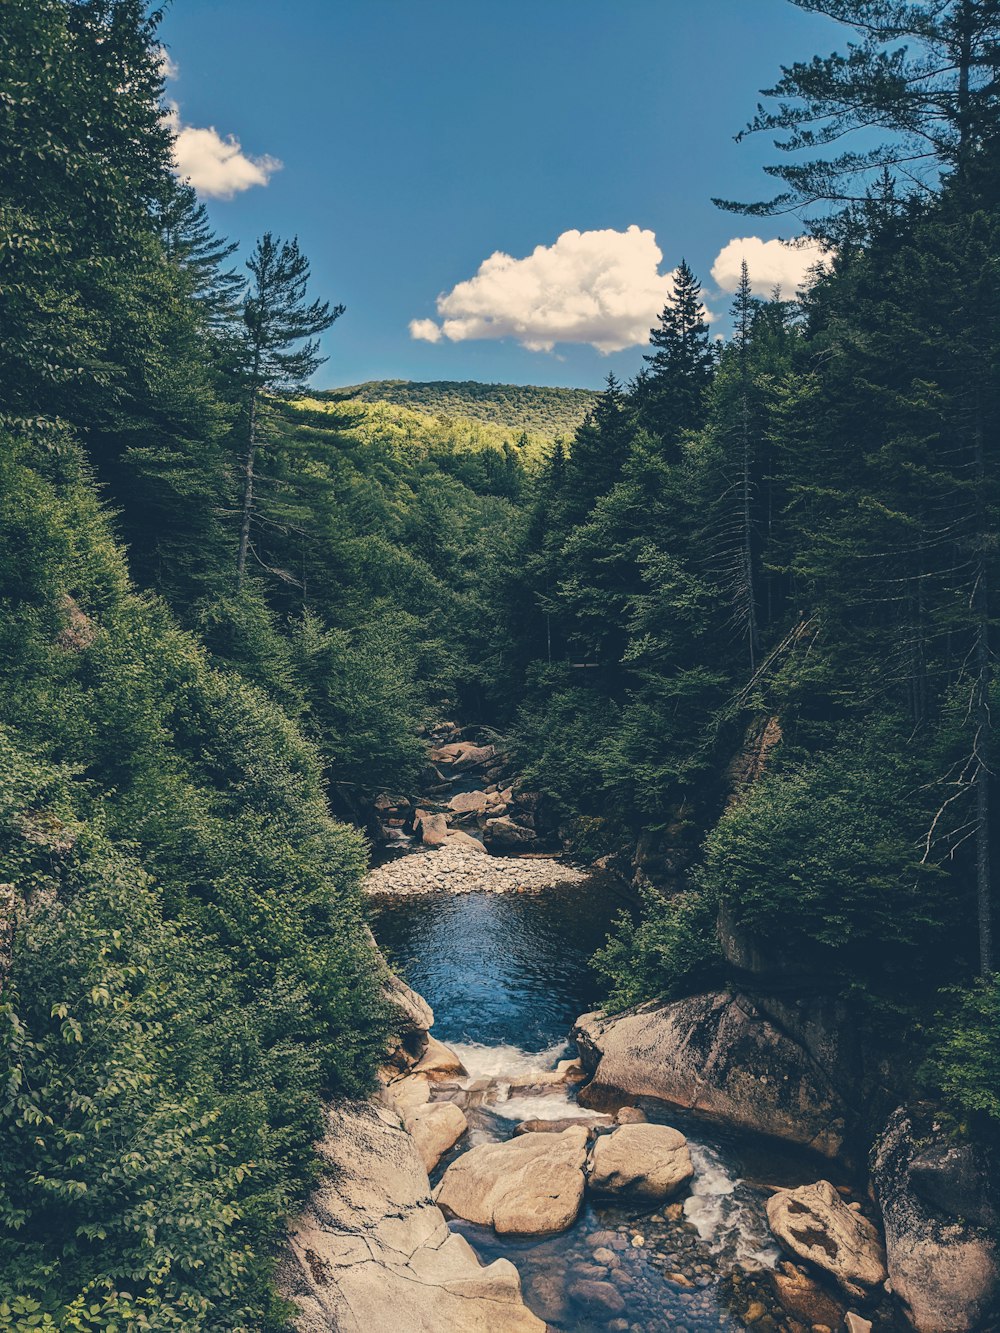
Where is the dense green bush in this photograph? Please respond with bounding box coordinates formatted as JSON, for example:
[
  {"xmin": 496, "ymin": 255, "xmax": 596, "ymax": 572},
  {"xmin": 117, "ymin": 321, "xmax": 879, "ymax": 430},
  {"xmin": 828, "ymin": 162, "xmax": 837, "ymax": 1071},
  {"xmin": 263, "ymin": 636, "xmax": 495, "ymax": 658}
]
[
  {"xmin": 594, "ymin": 888, "xmax": 722, "ymax": 1009},
  {"xmin": 0, "ymin": 434, "xmax": 388, "ymax": 1327}
]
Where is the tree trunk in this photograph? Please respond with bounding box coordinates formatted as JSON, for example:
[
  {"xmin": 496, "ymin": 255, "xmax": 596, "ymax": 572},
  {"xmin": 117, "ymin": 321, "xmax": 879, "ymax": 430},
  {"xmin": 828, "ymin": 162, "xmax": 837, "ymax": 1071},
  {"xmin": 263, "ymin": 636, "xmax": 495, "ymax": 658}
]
[
  {"xmin": 237, "ymin": 363, "xmax": 261, "ymax": 590},
  {"xmin": 972, "ymin": 402, "xmax": 993, "ymax": 976}
]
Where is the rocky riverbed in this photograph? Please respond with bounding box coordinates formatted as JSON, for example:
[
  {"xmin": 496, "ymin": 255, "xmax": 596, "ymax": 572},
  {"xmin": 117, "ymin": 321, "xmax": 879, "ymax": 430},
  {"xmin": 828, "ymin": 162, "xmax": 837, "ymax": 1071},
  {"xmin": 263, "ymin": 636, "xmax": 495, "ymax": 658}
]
[{"xmin": 365, "ymin": 838, "xmax": 588, "ymax": 896}]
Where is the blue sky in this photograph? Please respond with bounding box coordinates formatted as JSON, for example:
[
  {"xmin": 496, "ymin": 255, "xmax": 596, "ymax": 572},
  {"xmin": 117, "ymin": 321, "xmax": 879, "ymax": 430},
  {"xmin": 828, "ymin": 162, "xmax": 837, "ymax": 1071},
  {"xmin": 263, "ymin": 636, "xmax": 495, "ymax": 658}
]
[{"xmin": 159, "ymin": 0, "xmax": 842, "ymax": 390}]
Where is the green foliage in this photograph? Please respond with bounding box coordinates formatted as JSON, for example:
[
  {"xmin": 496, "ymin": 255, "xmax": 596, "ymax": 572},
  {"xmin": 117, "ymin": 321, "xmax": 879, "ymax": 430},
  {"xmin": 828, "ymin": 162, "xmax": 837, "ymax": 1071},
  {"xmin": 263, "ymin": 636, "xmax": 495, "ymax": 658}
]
[
  {"xmin": 929, "ymin": 977, "xmax": 1000, "ymax": 1128},
  {"xmin": 595, "ymin": 888, "xmax": 723, "ymax": 1009},
  {"xmin": 326, "ymin": 379, "xmax": 598, "ymax": 439},
  {"xmin": 0, "ymin": 431, "xmax": 388, "ymax": 1325}
]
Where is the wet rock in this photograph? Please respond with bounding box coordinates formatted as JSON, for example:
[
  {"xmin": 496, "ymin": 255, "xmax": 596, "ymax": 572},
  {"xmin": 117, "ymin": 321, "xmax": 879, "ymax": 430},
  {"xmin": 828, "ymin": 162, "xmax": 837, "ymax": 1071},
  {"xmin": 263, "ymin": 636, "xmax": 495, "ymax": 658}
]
[
  {"xmin": 508, "ymin": 1058, "xmax": 585, "ymax": 1091},
  {"xmin": 526, "ymin": 1272, "xmax": 567, "ymax": 1322},
  {"xmin": 872, "ymin": 1106, "xmax": 999, "ymax": 1332},
  {"xmin": 574, "ymin": 995, "xmax": 849, "ymax": 1159},
  {"xmin": 434, "ymin": 1125, "xmax": 588, "ymax": 1235},
  {"xmin": 770, "ymin": 1267, "xmax": 845, "ymax": 1328},
  {"xmin": 588, "ymin": 1123, "xmax": 695, "ymax": 1203},
  {"xmin": 278, "ymin": 1101, "xmax": 543, "ymax": 1332},
  {"xmin": 514, "ymin": 1115, "xmax": 612, "ymax": 1137},
  {"xmin": 615, "ymin": 1106, "xmax": 648, "ymax": 1124},
  {"xmin": 567, "ymin": 1278, "xmax": 626, "ymax": 1317},
  {"xmin": 411, "ymin": 1034, "xmax": 467, "ymax": 1081},
  {"xmin": 766, "ymin": 1181, "xmax": 887, "ymax": 1300},
  {"xmin": 404, "ymin": 1102, "xmax": 467, "ymax": 1172}
]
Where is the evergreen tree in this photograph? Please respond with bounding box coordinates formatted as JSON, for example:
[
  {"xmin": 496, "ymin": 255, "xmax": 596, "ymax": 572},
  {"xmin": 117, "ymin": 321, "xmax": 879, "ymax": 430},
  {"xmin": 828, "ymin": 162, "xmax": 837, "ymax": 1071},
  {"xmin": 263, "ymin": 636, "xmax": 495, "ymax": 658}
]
[
  {"xmin": 639, "ymin": 262, "xmax": 715, "ymax": 447},
  {"xmin": 237, "ymin": 234, "xmax": 344, "ymax": 588},
  {"xmin": 716, "ymin": 0, "xmax": 1000, "ymax": 227}
]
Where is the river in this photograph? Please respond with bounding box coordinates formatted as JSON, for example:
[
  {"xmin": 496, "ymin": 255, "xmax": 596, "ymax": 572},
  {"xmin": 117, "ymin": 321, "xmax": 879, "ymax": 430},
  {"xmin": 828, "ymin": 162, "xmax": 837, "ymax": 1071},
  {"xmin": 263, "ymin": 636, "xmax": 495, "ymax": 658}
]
[{"xmin": 369, "ymin": 871, "xmax": 828, "ymax": 1332}]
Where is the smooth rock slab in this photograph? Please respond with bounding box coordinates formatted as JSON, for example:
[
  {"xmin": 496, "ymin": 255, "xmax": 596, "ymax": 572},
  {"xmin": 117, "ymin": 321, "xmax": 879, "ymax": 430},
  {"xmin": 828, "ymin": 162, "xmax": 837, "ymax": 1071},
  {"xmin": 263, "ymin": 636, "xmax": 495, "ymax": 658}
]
[
  {"xmin": 587, "ymin": 1123, "xmax": 694, "ymax": 1202},
  {"xmin": 435, "ymin": 1125, "xmax": 588, "ymax": 1235},
  {"xmin": 766, "ymin": 1180, "xmax": 887, "ymax": 1300},
  {"xmin": 278, "ymin": 1101, "xmax": 543, "ymax": 1333}
]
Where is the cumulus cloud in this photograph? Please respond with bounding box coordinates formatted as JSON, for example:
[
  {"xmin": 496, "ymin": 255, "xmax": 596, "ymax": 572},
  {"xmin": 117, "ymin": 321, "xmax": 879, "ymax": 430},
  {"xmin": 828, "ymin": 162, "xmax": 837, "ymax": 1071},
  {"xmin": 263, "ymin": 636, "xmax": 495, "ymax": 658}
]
[
  {"xmin": 411, "ymin": 225, "xmax": 691, "ymax": 354},
  {"xmin": 711, "ymin": 236, "xmax": 827, "ymax": 298},
  {"xmin": 409, "ymin": 318, "xmax": 443, "ymax": 343},
  {"xmin": 161, "ymin": 63, "xmax": 281, "ymax": 200}
]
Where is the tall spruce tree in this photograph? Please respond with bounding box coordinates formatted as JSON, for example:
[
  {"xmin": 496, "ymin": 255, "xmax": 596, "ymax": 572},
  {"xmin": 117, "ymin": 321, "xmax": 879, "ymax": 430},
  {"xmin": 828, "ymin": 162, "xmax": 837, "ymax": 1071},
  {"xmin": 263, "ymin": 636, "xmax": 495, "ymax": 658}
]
[
  {"xmin": 640, "ymin": 261, "xmax": 715, "ymax": 448},
  {"xmin": 237, "ymin": 234, "xmax": 344, "ymax": 588}
]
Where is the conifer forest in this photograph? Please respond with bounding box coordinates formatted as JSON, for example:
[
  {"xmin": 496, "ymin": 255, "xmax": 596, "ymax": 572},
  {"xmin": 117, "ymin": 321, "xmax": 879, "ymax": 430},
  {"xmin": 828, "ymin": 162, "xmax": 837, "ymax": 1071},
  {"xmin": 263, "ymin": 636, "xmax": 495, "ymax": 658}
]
[{"xmin": 0, "ymin": 3, "xmax": 998, "ymax": 1331}]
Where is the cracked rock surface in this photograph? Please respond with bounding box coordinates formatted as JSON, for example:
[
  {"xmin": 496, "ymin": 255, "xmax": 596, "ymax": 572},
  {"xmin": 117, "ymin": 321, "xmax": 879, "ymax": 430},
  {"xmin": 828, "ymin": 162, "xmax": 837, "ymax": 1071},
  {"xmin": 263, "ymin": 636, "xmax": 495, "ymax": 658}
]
[{"xmin": 278, "ymin": 1100, "xmax": 544, "ymax": 1332}]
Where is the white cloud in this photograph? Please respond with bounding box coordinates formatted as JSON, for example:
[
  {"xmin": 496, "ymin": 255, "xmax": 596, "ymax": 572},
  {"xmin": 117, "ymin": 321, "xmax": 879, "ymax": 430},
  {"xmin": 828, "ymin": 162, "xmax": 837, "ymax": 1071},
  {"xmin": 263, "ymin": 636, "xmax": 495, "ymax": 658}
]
[
  {"xmin": 409, "ymin": 318, "xmax": 443, "ymax": 343},
  {"xmin": 411, "ymin": 225, "xmax": 694, "ymax": 354},
  {"xmin": 711, "ymin": 236, "xmax": 827, "ymax": 298},
  {"xmin": 163, "ymin": 92, "xmax": 281, "ymax": 200}
]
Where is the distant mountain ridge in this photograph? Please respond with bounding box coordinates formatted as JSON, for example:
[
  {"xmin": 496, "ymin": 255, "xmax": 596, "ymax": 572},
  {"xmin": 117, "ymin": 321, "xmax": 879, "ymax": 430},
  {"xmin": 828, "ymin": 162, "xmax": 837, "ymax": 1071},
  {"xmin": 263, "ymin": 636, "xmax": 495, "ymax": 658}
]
[{"xmin": 322, "ymin": 379, "xmax": 599, "ymax": 439}]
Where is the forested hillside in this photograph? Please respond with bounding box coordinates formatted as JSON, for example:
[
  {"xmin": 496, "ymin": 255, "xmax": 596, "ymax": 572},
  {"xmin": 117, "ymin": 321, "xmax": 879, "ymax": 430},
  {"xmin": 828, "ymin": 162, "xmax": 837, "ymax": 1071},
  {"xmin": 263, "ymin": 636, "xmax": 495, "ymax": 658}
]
[
  {"xmin": 0, "ymin": 2, "xmax": 525, "ymax": 1325},
  {"xmin": 326, "ymin": 380, "xmax": 598, "ymax": 437},
  {"xmin": 1, "ymin": 0, "xmax": 999, "ymax": 1328}
]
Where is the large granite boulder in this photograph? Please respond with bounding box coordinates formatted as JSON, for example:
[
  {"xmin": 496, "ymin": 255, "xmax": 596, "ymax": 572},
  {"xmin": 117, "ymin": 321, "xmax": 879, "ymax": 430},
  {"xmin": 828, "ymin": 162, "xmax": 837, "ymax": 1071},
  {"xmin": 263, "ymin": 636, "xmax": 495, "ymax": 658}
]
[
  {"xmin": 435, "ymin": 1125, "xmax": 588, "ymax": 1235},
  {"xmin": 765, "ymin": 1180, "xmax": 887, "ymax": 1299},
  {"xmin": 573, "ymin": 993, "xmax": 849, "ymax": 1158},
  {"xmin": 278, "ymin": 1101, "xmax": 543, "ymax": 1332},
  {"xmin": 873, "ymin": 1107, "xmax": 999, "ymax": 1332},
  {"xmin": 587, "ymin": 1123, "xmax": 694, "ymax": 1202},
  {"xmin": 405, "ymin": 1102, "xmax": 468, "ymax": 1173},
  {"xmin": 448, "ymin": 790, "xmax": 490, "ymax": 815}
]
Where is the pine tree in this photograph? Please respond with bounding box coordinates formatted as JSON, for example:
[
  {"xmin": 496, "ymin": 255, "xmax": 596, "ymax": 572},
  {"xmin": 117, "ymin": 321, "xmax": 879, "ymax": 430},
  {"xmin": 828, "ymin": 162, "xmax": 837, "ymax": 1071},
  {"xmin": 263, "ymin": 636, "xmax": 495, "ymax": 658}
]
[
  {"xmin": 640, "ymin": 262, "xmax": 715, "ymax": 448},
  {"xmin": 716, "ymin": 0, "xmax": 1000, "ymax": 227},
  {"xmin": 237, "ymin": 235, "xmax": 344, "ymax": 588},
  {"xmin": 562, "ymin": 373, "xmax": 632, "ymax": 524}
]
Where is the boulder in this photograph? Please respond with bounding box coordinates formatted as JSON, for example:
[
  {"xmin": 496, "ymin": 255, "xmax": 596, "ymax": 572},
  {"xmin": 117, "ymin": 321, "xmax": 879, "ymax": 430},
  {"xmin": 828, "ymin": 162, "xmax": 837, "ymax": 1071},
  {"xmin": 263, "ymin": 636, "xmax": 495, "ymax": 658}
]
[
  {"xmin": 411, "ymin": 1035, "xmax": 467, "ymax": 1081},
  {"xmin": 615, "ymin": 1107, "xmax": 647, "ymax": 1125},
  {"xmin": 483, "ymin": 817, "xmax": 539, "ymax": 851},
  {"xmin": 587, "ymin": 1123, "xmax": 694, "ymax": 1202},
  {"xmin": 573, "ymin": 994, "xmax": 849, "ymax": 1158},
  {"xmin": 415, "ymin": 809, "xmax": 450, "ymax": 847},
  {"xmin": 448, "ymin": 790, "xmax": 490, "ymax": 815},
  {"xmin": 770, "ymin": 1266, "xmax": 846, "ymax": 1327},
  {"xmin": 435, "ymin": 1125, "xmax": 588, "ymax": 1235},
  {"xmin": 566, "ymin": 1278, "xmax": 625, "ymax": 1317},
  {"xmin": 405, "ymin": 1102, "xmax": 468, "ymax": 1173},
  {"xmin": 872, "ymin": 1107, "xmax": 999, "ymax": 1332},
  {"xmin": 278, "ymin": 1101, "xmax": 544, "ymax": 1333},
  {"xmin": 765, "ymin": 1181, "xmax": 887, "ymax": 1300},
  {"xmin": 429, "ymin": 742, "xmax": 497, "ymax": 771},
  {"xmin": 445, "ymin": 828, "xmax": 488, "ymax": 853}
]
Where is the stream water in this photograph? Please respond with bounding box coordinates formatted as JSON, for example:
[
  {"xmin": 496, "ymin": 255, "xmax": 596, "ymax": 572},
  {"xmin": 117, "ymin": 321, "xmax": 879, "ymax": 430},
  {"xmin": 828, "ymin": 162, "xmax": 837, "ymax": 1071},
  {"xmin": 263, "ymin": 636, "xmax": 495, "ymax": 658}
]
[{"xmin": 370, "ymin": 873, "xmax": 823, "ymax": 1332}]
